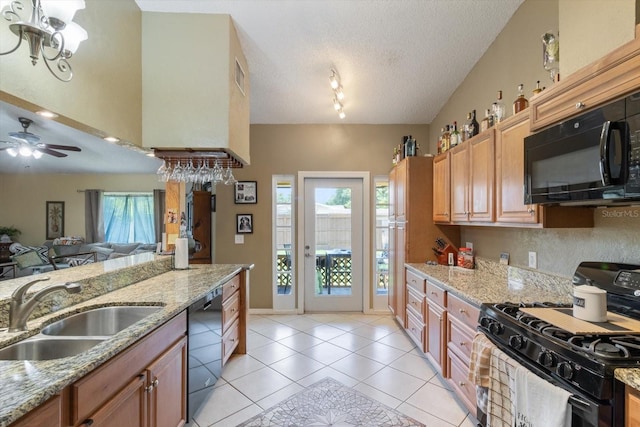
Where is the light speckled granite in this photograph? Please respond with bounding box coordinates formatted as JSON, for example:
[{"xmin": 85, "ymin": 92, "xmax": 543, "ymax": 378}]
[
  {"xmin": 615, "ymin": 368, "xmax": 640, "ymax": 390},
  {"xmin": 0, "ymin": 258, "xmax": 249, "ymax": 427},
  {"xmin": 406, "ymin": 257, "xmax": 574, "ymax": 308}
]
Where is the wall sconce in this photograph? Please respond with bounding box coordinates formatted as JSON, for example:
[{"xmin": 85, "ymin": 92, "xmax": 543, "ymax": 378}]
[
  {"xmin": 329, "ymin": 68, "xmax": 346, "ymax": 119},
  {"xmin": 0, "ymin": 0, "xmax": 88, "ymax": 82}
]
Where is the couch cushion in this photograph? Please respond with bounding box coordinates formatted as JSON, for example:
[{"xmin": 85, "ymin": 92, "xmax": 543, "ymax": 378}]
[
  {"xmin": 11, "ymin": 244, "xmax": 50, "ymax": 264},
  {"xmin": 110, "ymin": 243, "xmax": 141, "ymax": 254},
  {"xmin": 52, "ymin": 245, "xmax": 82, "ymax": 257},
  {"xmin": 12, "ymin": 251, "xmax": 44, "ymax": 269},
  {"xmin": 90, "ymin": 246, "xmax": 115, "ymax": 261}
]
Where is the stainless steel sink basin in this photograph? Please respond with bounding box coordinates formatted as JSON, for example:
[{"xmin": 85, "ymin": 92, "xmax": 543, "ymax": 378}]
[
  {"xmin": 41, "ymin": 306, "xmax": 163, "ymax": 336},
  {"xmin": 0, "ymin": 337, "xmax": 105, "ymax": 361}
]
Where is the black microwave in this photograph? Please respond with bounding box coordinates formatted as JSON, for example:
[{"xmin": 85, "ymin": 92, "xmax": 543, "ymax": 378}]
[{"xmin": 524, "ymin": 91, "xmax": 640, "ymax": 206}]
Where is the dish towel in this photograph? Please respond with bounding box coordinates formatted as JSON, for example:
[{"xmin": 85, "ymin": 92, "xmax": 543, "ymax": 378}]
[
  {"xmin": 511, "ymin": 364, "xmax": 572, "ymax": 427},
  {"xmin": 486, "ymin": 347, "xmax": 518, "ymax": 427},
  {"xmin": 468, "ymin": 331, "xmax": 493, "ymax": 387}
]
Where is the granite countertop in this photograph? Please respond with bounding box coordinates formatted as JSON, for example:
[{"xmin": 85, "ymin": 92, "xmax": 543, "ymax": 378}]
[
  {"xmin": 405, "ymin": 259, "xmax": 574, "ymax": 307},
  {"xmin": 0, "ymin": 259, "xmax": 249, "ymax": 427},
  {"xmin": 406, "ymin": 259, "xmax": 640, "ymax": 392}
]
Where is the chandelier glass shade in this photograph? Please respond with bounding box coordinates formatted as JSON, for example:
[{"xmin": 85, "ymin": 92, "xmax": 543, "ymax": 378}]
[{"xmin": 0, "ymin": 0, "xmax": 87, "ymax": 81}]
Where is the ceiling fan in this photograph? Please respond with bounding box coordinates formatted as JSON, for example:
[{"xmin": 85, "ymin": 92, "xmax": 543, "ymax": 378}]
[{"xmin": 0, "ymin": 117, "xmax": 82, "ymax": 158}]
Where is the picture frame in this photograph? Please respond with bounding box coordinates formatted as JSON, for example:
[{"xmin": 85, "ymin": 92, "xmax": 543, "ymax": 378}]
[
  {"xmin": 236, "ymin": 214, "xmax": 253, "ymax": 234},
  {"xmin": 46, "ymin": 201, "xmax": 64, "ymax": 239},
  {"xmin": 234, "ymin": 181, "xmax": 257, "ymax": 204}
]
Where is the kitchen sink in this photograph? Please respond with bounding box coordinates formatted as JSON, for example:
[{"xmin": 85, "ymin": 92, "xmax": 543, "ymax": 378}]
[
  {"xmin": 0, "ymin": 337, "xmax": 105, "ymax": 361},
  {"xmin": 41, "ymin": 306, "xmax": 163, "ymax": 337}
]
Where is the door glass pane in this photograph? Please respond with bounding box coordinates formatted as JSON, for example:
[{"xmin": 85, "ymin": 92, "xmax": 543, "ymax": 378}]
[
  {"xmin": 315, "ymin": 187, "xmax": 351, "ymax": 296},
  {"xmin": 275, "ymin": 179, "xmax": 293, "ymax": 295},
  {"xmin": 375, "ymin": 179, "xmax": 389, "ymax": 295}
]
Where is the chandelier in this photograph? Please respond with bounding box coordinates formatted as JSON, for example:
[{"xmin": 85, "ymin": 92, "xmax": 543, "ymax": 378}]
[
  {"xmin": 329, "ymin": 68, "xmax": 346, "ymax": 119},
  {"xmin": 0, "ymin": 0, "xmax": 88, "ymax": 82}
]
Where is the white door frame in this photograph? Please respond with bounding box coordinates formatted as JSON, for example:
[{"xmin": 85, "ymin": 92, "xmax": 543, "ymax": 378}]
[{"xmin": 296, "ymin": 171, "xmax": 371, "ymax": 314}]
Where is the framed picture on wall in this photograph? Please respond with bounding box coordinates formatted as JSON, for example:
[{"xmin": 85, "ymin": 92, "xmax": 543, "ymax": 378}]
[
  {"xmin": 236, "ymin": 214, "xmax": 253, "ymax": 234},
  {"xmin": 46, "ymin": 201, "xmax": 64, "ymax": 239},
  {"xmin": 234, "ymin": 181, "xmax": 257, "ymax": 204}
]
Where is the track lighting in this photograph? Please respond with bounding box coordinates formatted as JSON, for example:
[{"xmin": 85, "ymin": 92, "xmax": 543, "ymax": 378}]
[{"xmin": 329, "ymin": 68, "xmax": 346, "ymax": 119}]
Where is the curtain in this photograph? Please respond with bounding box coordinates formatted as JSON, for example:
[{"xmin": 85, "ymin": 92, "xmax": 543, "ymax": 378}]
[
  {"xmin": 104, "ymin": 194, "xmax": 155, "ymax": 244},
  {"xmin": 84, "ymin": 189, "xmax": 104, "ymax": 243},
  {"xmin": 153, "ymin": 189, "xmax": 165, "ymax": 244}
]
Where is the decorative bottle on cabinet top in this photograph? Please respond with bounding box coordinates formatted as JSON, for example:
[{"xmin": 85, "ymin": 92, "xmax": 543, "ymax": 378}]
[
  {"xmin": 493, "ymin": 90, "xmax": 506, "ymax": 123},
  {"xmin": 468, "ymin": 110, "xmax": 479, "ymax": 138},
  {"xmin": 513, "ymin": 83, "xmax": 529, "ymax": 114}
]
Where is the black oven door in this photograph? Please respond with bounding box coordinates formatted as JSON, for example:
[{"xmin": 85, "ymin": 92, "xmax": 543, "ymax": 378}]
[
  {"xmin": 524, "ymin": 97, "xmax": 627, "ymax": 204},
  {"xmin": 477, "ymin": 335, "xmax": 623, "ymax": 427}
]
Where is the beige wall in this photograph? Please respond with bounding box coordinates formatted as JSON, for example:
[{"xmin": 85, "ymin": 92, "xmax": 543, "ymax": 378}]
[
  {"xmin": 0, "ymin": 174, "xmax": 162, "ymax": 246},
  {"xmin": 428, "ymin": 0, "xmax": 557, "ymax": 152},
  {"xmin": 214, "ymin": 124, "xmax": 430, "ymax": 309},
  {"xmin": 559, "ymin": 0, "xmax": 636, "ymax": 77},
  {"xmin": 0, "ymin": 0, "xmax": 142, "ymax": 147}
]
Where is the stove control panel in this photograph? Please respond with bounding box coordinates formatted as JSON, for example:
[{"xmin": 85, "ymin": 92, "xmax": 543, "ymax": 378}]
[{"xmin": 616, "ymin": 270, "xmax": 640, "ymax": 291}]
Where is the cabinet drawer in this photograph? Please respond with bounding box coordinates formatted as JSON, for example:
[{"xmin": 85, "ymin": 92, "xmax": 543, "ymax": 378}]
[
  {"xmin": 222, "ymin": 318, "xmax": 240, "ymax": 365},
  {"xmin": 406, "ymin": 269, "xmax": 426, "ymax": 293},
  {"xmin": 405, "ymin": 308, "xmax": 425, "ymax": 352},
  {"xmin": 222, "ymin": 275, "xmax": 241, "ymax": 301},
  {"xmin": 406, "ymin": 286, "xmax": 425, "ymax": 321},
  {"xmin": 11, "ymin": 394, "xmax": 62, "ymax": 427},
  {"xmin": 447, "ymin": 293, "xmax": 479, "ymax": 331},
  {"xmin": 447, "ymin": 316, "xmax": 475, "ymax": 363},
  {"xmin": 426, "ymin": 281, "xmax": 446, "ymax": 307},
  {"xmin": 222, "ymin": 291, "xmax": 240, "ymax": 332},
  {"xmin": 447, "ymin": 351, "xmax": 477, "ymax": 417}
]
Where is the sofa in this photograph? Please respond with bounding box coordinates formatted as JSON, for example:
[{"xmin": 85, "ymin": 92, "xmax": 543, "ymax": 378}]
[{"xmin": 5, "ymin": 240, "xmax": 157, "ymax": 278}]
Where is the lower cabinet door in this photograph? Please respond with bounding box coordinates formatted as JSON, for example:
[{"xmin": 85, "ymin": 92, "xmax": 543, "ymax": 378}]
[
  {"xmin": 147, "ymin": 337, "xmax": 187, "ymax": 427},
  {"xmin": 11, "ymin": 395, "xmax": 61, "ymax": 427},
  {"xmin": 80, "ymin": 373, "xmax": 148, "ymax": 427},
  {"xmin": 447, "ymin": 351, "xmax": 476, "ymax": 418}
]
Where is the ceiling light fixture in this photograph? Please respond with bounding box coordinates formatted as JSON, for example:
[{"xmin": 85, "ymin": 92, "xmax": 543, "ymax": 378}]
[
  {"xmin": 329, "ymin": 68, "xmax": 346, "ymax": 120},
  {"xmin": 0, "ymin": 0, "xmax": 88, "ymax": 82},
  {"xmin": 103, "ymin": 136, "xmax": 120, "ymax": 143},
  {"xmin": 36, "ymin": 110, "xmax": 58, "ymax": 118}
]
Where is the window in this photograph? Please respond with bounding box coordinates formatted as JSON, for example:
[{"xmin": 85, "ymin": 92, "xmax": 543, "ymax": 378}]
[
  {"xmin": 273, "ymin": 176, "xmax": 294, "ymax": 300},
  {"xmin": 103, "ymin": 192, "xmax": 155, "ymax": 243},
  {"xmin": 374, "ymin": 177, "xmax": 389, "ymax": 296}
]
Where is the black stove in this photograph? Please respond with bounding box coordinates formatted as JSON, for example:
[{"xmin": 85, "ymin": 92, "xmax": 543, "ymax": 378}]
[{"xmin": 478, "ymin": 262, "xmax": 640, "ymax": 427}]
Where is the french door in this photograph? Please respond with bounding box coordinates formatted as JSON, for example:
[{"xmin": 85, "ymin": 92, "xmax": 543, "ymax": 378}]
[{"xmin": 298, "ymin": 174, "xmax": 368, "ymax": 312}]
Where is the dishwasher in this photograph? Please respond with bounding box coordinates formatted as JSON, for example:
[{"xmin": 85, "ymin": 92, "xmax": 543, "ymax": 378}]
[{"xmin": 187, "ymin": 287, "xmax": 223, "ymax": 421}]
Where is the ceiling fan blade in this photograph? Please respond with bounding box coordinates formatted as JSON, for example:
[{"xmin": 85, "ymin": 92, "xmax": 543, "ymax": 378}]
[
  {"xmin": 39, "ymin": 143, "xmax": 82, "ymax": 152},
  {"xmin": 38, "ymin": 147, "xmax": 68, "ymax": 158}
]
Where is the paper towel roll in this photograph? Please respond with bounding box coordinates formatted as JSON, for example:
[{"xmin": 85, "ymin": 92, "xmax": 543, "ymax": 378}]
[{"xmin": 174, "ymin": 238, "xmax": 189, "ymax": 270}]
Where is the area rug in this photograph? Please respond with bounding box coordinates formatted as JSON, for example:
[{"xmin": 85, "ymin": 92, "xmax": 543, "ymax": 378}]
[{"xmin": 236, "ymin": 377, "xmax": 425, "ymax": 426}]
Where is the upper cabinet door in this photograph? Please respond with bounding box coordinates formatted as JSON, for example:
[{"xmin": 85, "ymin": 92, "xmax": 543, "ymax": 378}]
[
  {"xmin": 468, "ymin": 130, "xmax": 495, "ymax": 223},
  {"xmin": 450, "ymin": 143, "xmax": 470, "ymax": 223},
  {"xmin": 432, "ymin": 153, "xmax": 451, "ymax": 223}
]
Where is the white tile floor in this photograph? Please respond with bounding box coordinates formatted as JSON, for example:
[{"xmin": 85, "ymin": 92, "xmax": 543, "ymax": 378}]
[{"xmin": 191, "ymin": 313, "xmax": 478, "ymax": 427}]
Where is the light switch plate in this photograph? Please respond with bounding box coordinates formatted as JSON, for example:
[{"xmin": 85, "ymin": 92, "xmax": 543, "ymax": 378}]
[
  {"xmin": 235, "ymin": 235, "xmax": 244, "ymax": 244},
  {"xmin": 466, "ymin": 242, "xmax": 473, "ymax": 250},
  {"xmin": 528, "ymin": 251, "xmax": 537, "ymax": 269}
]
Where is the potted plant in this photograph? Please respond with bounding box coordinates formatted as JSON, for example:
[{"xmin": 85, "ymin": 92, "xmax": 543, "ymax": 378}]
[{"xmin": 0, "ymin": 226, "xmax": 21, "ymax": 243}]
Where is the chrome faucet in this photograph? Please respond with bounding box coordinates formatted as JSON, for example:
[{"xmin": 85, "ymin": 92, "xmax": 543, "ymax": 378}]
[{"xmin": 8, "ymin": 277, "xmax": 82, "ymax": 332}]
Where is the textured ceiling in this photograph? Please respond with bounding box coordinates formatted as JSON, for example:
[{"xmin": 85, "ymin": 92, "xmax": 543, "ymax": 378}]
[
  {"xmin": 1, "ymin": 0, "xmax": 523, "ymax": 174},
  {"xmin": 135, "ymin": 0, "xmax": 524, "ymax": 124}
]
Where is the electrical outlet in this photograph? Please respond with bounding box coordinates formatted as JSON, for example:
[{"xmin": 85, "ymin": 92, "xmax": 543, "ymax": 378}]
[
  {"xmin": 528, "ymin": 251, "xmax": 537, "ymax": 269},
  {"xmin": 466, "ymin": 242, "xmax": 473, "ymax": 250}
]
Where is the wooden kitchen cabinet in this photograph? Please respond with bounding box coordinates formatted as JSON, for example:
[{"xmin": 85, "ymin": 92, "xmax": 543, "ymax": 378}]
[
  {"xmin": 530, "ymin": 35, "xmax": 640, "ymax": 132},
  {"xmin": 626, "ymin": 385, "xmax": 640, "ymax": 427},
  {"xmin": 446, "ymin": 293, "xmax": 480, "ymax": 417},
  {"xmin": 221, "ymin": 273, "xmax": 245, "ymax": 364},
  {"xmin": 405, "ymin": 269, "xmax": 427, "ymax": 352},
  {"xmin": 426, "ymin": 281, "xmax": 447, "ymax": 376},
  {"xmin": 432, "ymin": 152, "xmax": 451, "ymax": 223},
  {"xmin": 10, "ymin": 394, "xmax": 62, "ymax": 427},
  {"xmin": 495, "ymin": 110, "xmax": 594, "ymax": 228},
  {"xmin": 450, "ymin": 130, "xmax": 495, "ymax": 223},
  {"xmin": 70, "ymin": 312, "xmax": 187, "ymax": 427},
  {"xmin": 186, "ymin": 191, "xmax": 212, "ymax": 264},
  {"xmin": 388, "ymin": 157, "xmax": 459, "ymax": 327}
]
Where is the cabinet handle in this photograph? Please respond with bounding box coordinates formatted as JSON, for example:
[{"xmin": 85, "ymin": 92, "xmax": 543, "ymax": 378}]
[
  {"xmin": 460, "ymin": 341, "xmax": 467, "ymax": 346},
  {"xmin": 527, "ymin": 208, "xmax": 535, "ymax": 214},
  {"xmin": 576, "ymin": 101, "xmax": 586, "ymax": 109},
  {"xmin": 153, "ymin": 379, "xmax": 159, "ymax": 388},
  {"xmin": 430, "ymin": 291, "xmax": 437, "ymax": 296},
  {"xmin": 458, "ymin": 308, "xmax": 466, "ymax": 314},
  {"xmin": 444, "ymin": 212, "xmax": 449, "ymax": 217},
  {"xmin": 458, "ymin": 381, "xmax": 466, "ymax": 387},
  {"xmin": 82, "ymin": 420, "xmax": 94, "ymax": 426}
]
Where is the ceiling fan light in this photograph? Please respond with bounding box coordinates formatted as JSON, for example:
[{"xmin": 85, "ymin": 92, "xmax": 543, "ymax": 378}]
[
  {"xmin": 33, "ymin": 150, "xmax": 43, "ymax": 159},
  {"xmin": 6, "ymin": 148, "xmax": 18, "ymax": 157},
  {"xmin": 19, "ymin": 145, "xmax": 33, "ymax": 157},
  {"xmin": 335, "ymin": 86, "xmax": 344, "ymax": 101},
  {"xmin": 333, "ymin": 99, "xmax": 342, "ymax": 111},
  {"xmin": 338, "ymin": 110, "xmax": 346, "ymax": 120}
]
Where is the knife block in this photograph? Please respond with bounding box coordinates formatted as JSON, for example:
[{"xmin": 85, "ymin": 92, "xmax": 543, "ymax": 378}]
[{"xmin": 437, "ymin": 245, "xmax": 458, "ymax": 266}]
